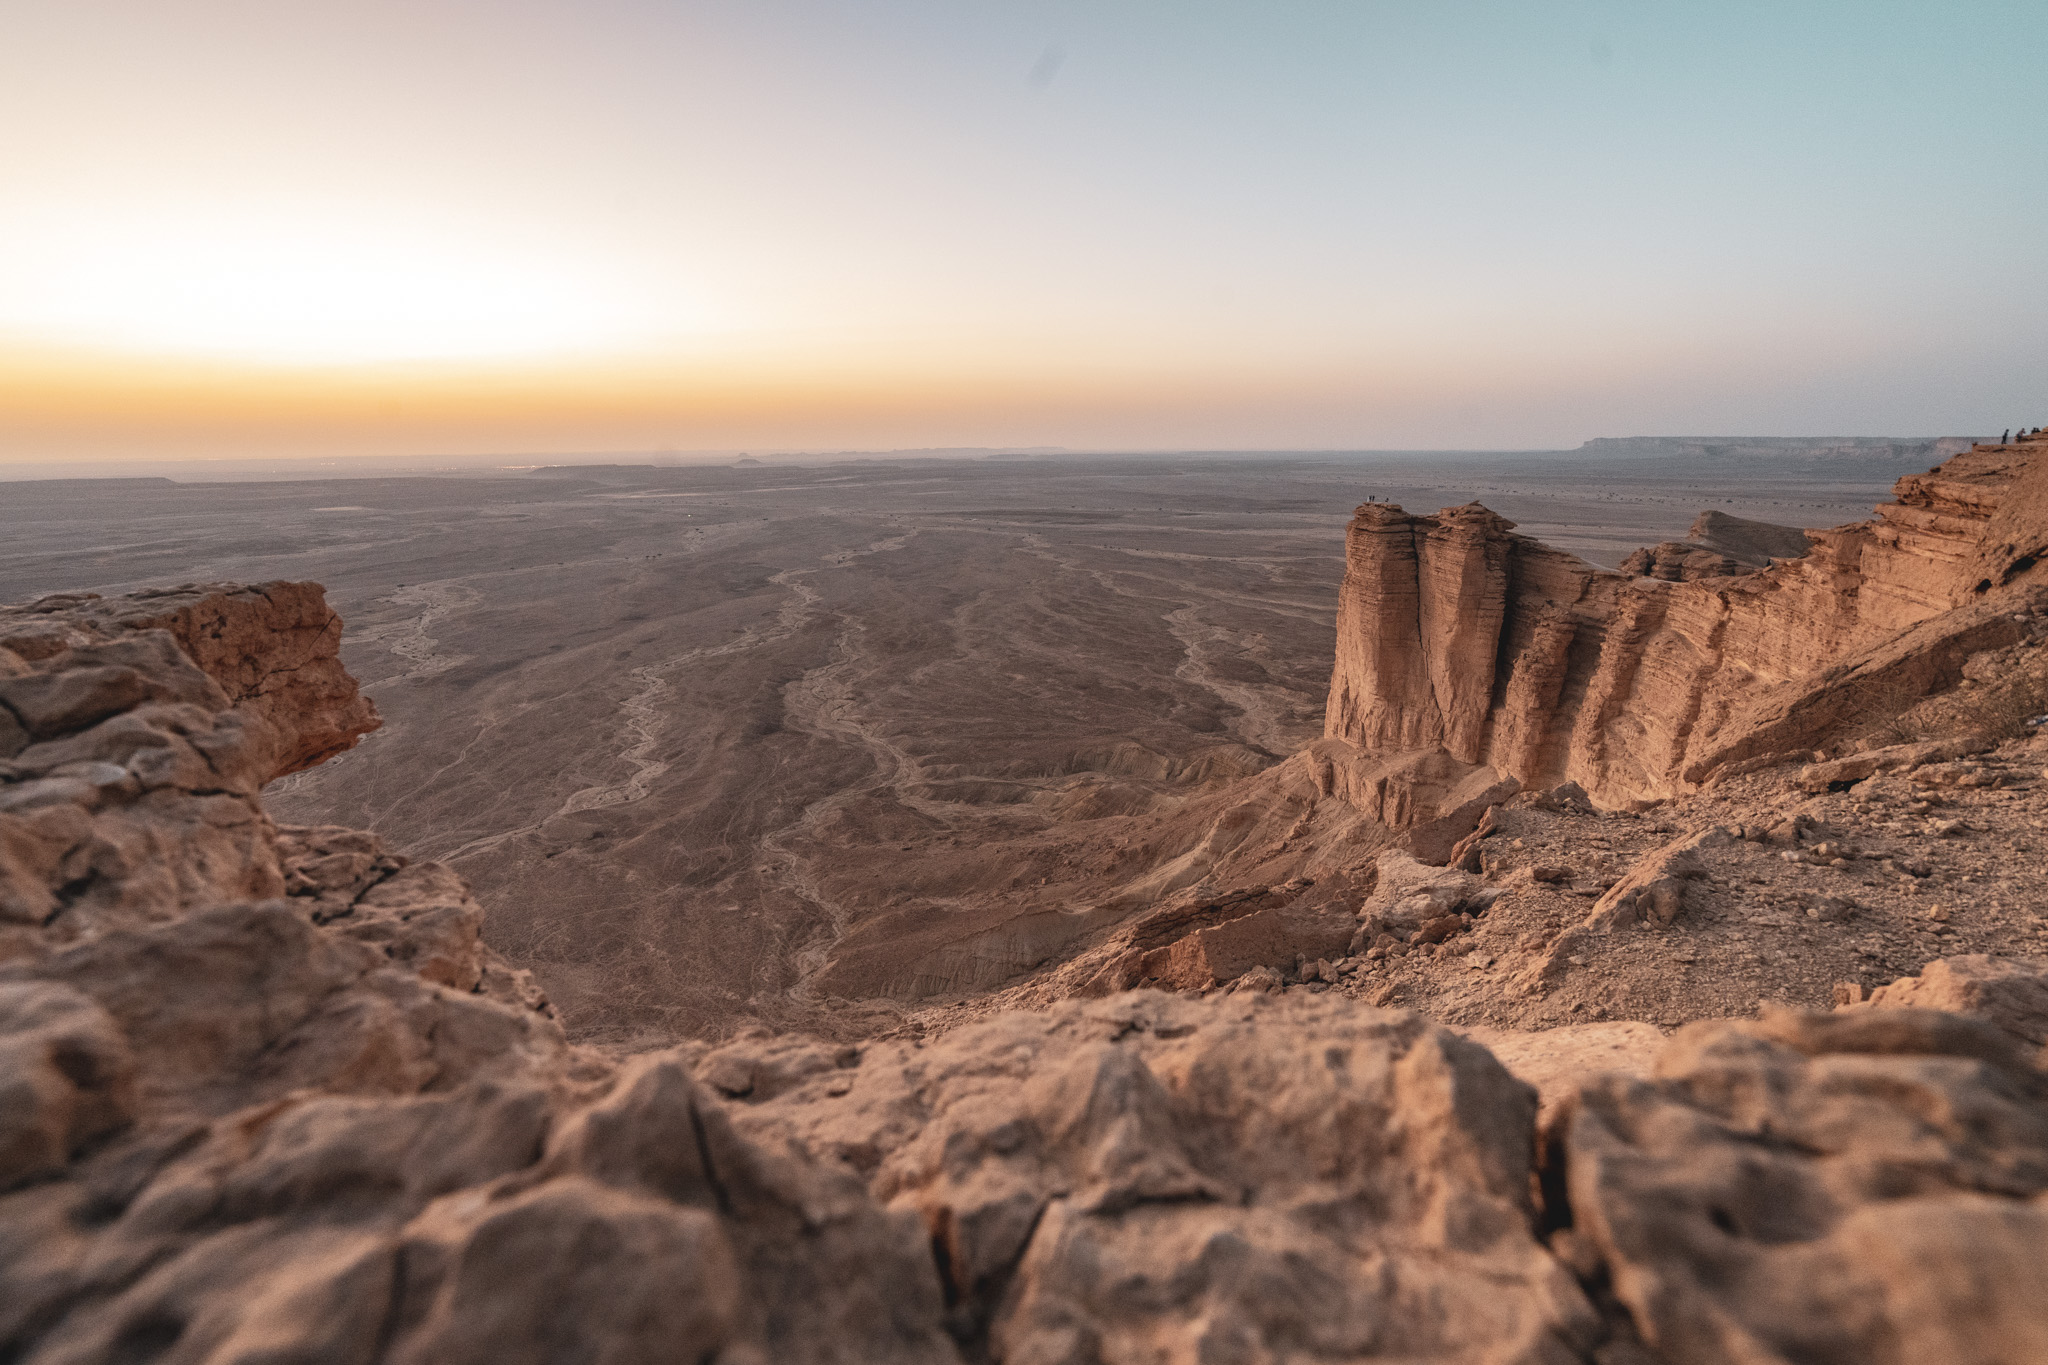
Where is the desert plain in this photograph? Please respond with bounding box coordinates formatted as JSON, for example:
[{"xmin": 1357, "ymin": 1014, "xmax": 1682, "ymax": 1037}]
[{"xmin": 0, "ymin": 446, "xmax": 1919, "ymax": 1041}]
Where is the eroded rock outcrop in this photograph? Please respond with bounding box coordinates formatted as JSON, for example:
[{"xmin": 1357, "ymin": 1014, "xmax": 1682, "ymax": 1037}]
[
  {"xmin": 1325, "ymin": 439, "xmax": 2048, "ymax": 811},
  {"xmin": 8, "ymin": 580, "xmax": 2048, "ymax": 1363},
  {"xmin": 1561, "ymin": 1006, "xmax": 2048, "ymax": 1363},
  {"xmin": 0, "ymin": 586, "xmax": 960, "ymax": 1365},
  {"xmin": 0, "ymin": 582, "xmax": 380, "ymax": 781},
  {"xmin": 1615, "ymin": 509, "xmax": 1813, "ymax": 582}
]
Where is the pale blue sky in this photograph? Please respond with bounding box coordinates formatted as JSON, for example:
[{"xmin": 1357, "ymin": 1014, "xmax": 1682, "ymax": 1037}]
[{"xmin": 2, "ymin": 1, "xmax": 2043, "ymax": 458}]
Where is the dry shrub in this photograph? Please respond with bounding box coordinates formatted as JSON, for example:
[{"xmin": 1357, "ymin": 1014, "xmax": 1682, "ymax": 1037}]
[
  {"xmin": 1849, "ymin": 647, "xmax": 2048, "ymax": 750},
  {"xmin": 1862, "ymin": 673, "xmax": 1937, "ymax": 748},
  {"xmin": 1952, "ymin": 667, "xmax": 2048, "ymax": 742}
]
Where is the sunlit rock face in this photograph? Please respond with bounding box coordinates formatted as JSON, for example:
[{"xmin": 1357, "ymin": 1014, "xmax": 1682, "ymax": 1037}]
[
  {"xmin": 8, "ymin": 526, "xmax": 2048, "ymax": 1361},
  {"xmin": 1324, "ymin": 441, "xmax": 2048, "ymax": 809}
]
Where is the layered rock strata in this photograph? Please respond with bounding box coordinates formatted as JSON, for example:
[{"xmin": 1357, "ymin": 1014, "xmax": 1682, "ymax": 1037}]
[
  {"xmin": 8, "ymin": 582, "xmax": 2048, "ymax": 1362},
  {"xmin": 1324, "ymin": 440, "xmax": 2048, "ymax": 810},
  {"xmin": 1615, "ymin": 509, "xmax": 1813, "ymax": 582}
]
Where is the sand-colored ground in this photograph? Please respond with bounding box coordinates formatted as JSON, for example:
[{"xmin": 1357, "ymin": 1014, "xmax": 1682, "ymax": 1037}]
[{"xmin": 0, "ymin": 451, "xmax": 1911, "ymax": 1040}]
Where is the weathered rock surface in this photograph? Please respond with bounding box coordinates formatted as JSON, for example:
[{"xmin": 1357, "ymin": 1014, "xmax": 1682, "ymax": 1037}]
[
  {"xmin": 719, "ymin": 991, "xmax": 1603, "ymax": 1364},
  {"xmin": 1563, "ymin": 1007, "xmax": 2048, "ymax": 1364},
  {"xmin": 0, "ymin": 585, "xmax": 380, "ymax": 957},
  {"xmin": 1324, "ymin": 440, "xmax": 2048, "ymax": 812},
  {"xmin": 1794, "ymin": 735, "xmax": 1992, "ymax": 792},
  {"xmin": 1849, "ymin": 953, "xmax": 2048, "ymax": 1052},
  {"xmin": 1616, "ymin": 510, "xmax": 1814, "ymax": 583},
  {"xmin": 8, "ymin": 563, "xmax": 2048, "ymax": 1361},
  {"xmin": 0, "ymin": 587, "xmax": 960, "ymax": 1365},
  {"xmin": 0, "ymin": 582, "xmax": 379, "ymax": 781},
  {"xmin": 1073, "ymin": 882, "xmax": 1361, "ymax": 995},
  {"xmin": 1581, "ymin": 827, "xmax": 1726, "ymax": 934}
]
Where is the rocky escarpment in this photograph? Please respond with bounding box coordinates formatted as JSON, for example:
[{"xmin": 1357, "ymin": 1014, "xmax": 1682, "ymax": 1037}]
[
  {"xmin": 1324, "ymin": 439, "xmax": 2048, "ymax": 811},
  {"xmin": 9, "ymin": 581, "xmax": 2048, "ymax": 1359},
  {"xmin": 1615, "ymin": 509, "xmax": 1813, "ymax": 582}
]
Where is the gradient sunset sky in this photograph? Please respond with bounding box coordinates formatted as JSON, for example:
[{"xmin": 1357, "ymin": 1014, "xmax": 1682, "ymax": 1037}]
[{"xmin": 4, "ymin": 1, "xmax": 2044, "ymax": 465}]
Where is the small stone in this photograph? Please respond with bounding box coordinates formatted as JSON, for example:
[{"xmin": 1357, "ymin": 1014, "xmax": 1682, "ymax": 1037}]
[{"xmin": 1414, "ymin": 915, "xmax": 1466, "ymax": 945}]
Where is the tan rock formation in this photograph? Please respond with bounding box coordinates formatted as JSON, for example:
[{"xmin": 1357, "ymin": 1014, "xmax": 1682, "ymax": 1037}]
[
  {"xmin": 724, "ymin": 991, "xmax": 1603, "ymax": 1363},
  {"xmin": 1615, "ymin": 509, "xmax": 1813, "ymax": 582},
  {"xmin": 1323, "ymin": 439, "xmax": 2048, "ymax": 812},
  {"xmin": 1562, "ymin": 1007, "xmax": 2048, "ymax": 1364},
  {"xmin": 7, "ymin": 581, "xmax": 2048, "ymax": 1362},
  {"xmin": 0, "ymin": 582, "xmax": 379, "ymax": 781},
  {"xmin": 1846, "ymin": 953, "xmax": 2048, "ymax": 1052}
]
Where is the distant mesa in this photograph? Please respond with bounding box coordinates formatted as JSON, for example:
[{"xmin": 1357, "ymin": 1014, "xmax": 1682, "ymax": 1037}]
[
  {"xmin": 733, "ymin": 455, "xmax": 763, "ymax": 467},
  {"xmin": 1576, "ymin": 434, "xmax": 1981, "ymax": 462}
]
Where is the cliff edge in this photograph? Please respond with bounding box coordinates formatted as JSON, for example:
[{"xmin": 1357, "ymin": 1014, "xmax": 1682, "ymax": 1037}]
[
  {"xmin": 6, "ymin": 565, "xmax": 2048, "ymax": 1356},
  {"xmin": 1325, "ymin": 438, "xmax": 2048, "ymax": 811}
]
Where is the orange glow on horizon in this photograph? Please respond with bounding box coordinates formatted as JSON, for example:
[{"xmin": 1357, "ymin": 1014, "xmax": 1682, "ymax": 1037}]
[
  {"xmin": 0, "ymin": 313, "xmax": 1818, "ymax": 465},
  {"xmin": 1, "ymin": 3, "xmax": 2039, "ymax": 464}
]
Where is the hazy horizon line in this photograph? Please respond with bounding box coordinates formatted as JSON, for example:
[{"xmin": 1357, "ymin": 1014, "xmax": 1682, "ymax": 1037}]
[{"xmin": 0, "ymin": 433, "xmax": 1987, "ymax": 484}]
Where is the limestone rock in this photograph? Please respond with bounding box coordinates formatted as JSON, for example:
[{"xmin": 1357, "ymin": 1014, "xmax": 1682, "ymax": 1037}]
[
  {"xmin": 0, "ymin": 982, "xmax": 136, "ymax": 1190},
  {"xmin": 1849, "ymin": 954, "xmax": 2048, "ymax": 1051},
  {"xmin": 1460, "ymin": 1020, "xmax": 1665, "ymax": 1124},
  {"xmin": 1617, "ymin": 510, "xmax": 1813, "ymax": 582},
  {"xmin": 0, "ymin": 584, "xmax": 378, "ymax": 956},
  {"xmin": 14, "ymin": 570, "xmax": 2048, "ymax": 1362},
  {"xmin": 1582, "ymin": 827, "xmax": 1726, "ymax": 933},
  {"xmin": 1360, "ymin": 849, "xmax": 1488, "ymax": 933},
  {"xmin": 1796, "ymin": 735, "xmax": 1992, "ymax": 791},
  {"xmin": 0, "ymin": 581, "xmax": 378, "ymax": 781},
  {"xmin": 729, "ymin": 992, "xmax": 1602, "ymax": 1362},
  {"xmin": 388, "ymin": 1178, "xmax": 744, "ymax": 1365},
  {"xmin": 1563, "ymin": 1008, "xmax": 2048, "ymax": 1364},
  {"xmin": 1076, "ymin": 883, "xmax": 1359, "ymax": 994}
]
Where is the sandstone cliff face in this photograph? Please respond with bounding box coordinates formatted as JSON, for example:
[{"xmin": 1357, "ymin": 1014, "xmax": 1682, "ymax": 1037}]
[
  {"xmin": 7, "ymin": 583, "xmax": 2048, "ymax": 1362},
  {"xmin": 1325, "ymin": 441, "xmax": 2048, "ymax": 810}
]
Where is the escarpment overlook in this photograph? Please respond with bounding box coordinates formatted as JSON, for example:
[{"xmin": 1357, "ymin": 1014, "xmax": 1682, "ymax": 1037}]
[
  {"xmin": 6, "ymin": 436, "xmax": 2048, "ymax": 1361},
  {"xmin": 1325, "ymin": 441, "xmax": 2048, "ymax": 811}
]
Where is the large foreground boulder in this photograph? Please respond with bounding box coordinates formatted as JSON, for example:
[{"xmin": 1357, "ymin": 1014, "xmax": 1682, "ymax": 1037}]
[
  {"xmin": 713, "ymin": 991, "xmax": 1602, "ymax": 1363},
  {"xmin": 1562, "ymin": 1007, "xmax": 2048, "ymax": 1365}
]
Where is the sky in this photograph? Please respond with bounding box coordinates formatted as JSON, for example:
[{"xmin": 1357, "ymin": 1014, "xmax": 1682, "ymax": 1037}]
[{"xmin": 2, "ymin": 0, "xmax": 2044, "ymax": 466}]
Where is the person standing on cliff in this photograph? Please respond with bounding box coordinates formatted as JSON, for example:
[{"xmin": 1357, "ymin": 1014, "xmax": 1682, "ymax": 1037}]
[{"xmin": 2004, "ymin": 430, "xmax": 2012, "ymax": 443}]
